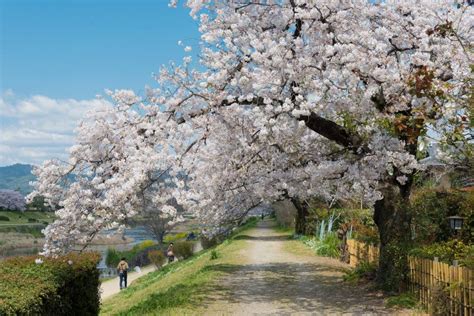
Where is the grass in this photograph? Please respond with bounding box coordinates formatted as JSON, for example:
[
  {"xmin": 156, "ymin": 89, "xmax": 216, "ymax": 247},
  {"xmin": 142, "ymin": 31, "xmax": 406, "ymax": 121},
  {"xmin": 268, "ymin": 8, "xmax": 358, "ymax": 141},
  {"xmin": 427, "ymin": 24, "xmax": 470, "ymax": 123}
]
[
  {"xmin": 274, "ymin": 225, "xmax": 294, "ymax": 235},
  {"xmin": 100, "ymin": 223, "xmax": 253, "ymax": 315},
  {"xmin": 0, "ymin": 211, "xmax": 55, "ymax": 226},
  {"xmin": 386, "ymin": 292, "xmax": 418, "ymax": 309}
]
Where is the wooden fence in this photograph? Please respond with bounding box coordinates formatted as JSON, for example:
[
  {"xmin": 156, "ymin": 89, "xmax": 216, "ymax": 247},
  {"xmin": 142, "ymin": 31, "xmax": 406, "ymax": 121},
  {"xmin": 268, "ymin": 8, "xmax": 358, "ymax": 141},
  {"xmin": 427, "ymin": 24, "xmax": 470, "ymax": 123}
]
[
  {"xmin": 347, "ymin": 239, "xmax": 474, "ymax": 315},
  {"xmin": 346, "ymin": 239, "xmax": 379, "ymax": 268}
]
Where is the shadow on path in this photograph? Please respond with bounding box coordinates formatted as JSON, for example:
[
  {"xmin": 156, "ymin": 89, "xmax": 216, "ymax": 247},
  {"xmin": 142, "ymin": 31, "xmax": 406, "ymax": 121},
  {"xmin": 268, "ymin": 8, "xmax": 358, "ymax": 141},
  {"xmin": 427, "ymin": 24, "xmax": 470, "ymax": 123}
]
[
  {"xmin": 233, "ymin": 235, "xmax": 290, "ymax": 241},
  {"xmin": 201, "ymin": 262, "xmax": 387, "ymax": 314}
]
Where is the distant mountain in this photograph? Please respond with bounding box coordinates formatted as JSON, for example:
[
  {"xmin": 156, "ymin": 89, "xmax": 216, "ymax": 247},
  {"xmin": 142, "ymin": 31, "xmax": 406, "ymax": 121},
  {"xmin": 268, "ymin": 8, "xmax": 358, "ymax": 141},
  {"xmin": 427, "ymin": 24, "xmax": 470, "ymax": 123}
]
[{"xmin": 0, "ymin": 164, "xmax": 36, "ymax": 196}]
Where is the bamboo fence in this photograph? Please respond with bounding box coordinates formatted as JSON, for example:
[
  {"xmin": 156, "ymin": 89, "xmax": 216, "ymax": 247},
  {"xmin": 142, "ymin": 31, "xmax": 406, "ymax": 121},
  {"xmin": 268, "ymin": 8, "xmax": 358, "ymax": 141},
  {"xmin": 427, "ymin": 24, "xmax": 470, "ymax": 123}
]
[{"xmin": 347, "ymin": 239, "xmax": 474, "ymax": 315}]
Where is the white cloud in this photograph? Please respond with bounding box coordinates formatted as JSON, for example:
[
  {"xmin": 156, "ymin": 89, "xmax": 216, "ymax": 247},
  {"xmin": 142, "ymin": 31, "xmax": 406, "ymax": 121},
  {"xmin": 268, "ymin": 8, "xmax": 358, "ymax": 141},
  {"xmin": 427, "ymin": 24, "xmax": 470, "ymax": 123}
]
[{"xmin": 0, "ymin": 91, "xmax": 112, "ymax": 166}]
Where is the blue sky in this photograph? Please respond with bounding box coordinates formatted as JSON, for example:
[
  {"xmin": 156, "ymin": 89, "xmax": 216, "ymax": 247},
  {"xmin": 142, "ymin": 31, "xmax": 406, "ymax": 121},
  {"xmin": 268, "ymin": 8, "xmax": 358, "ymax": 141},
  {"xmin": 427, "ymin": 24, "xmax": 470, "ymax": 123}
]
[{"xmin": 0, "ymin": 0, "xmax": 200, "ymax": 166}]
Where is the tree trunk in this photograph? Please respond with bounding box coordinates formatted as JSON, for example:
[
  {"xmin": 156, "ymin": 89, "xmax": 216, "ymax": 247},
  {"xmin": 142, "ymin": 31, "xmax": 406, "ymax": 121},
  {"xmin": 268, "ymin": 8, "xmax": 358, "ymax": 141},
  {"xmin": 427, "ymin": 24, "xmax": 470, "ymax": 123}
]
[
  {"xmin": 292, "ymin": 197, "xmax": 309, "ymax": 235},
  {"xmin": 373, "ymin": 183, "xmax": 412, "ymax": 292}
]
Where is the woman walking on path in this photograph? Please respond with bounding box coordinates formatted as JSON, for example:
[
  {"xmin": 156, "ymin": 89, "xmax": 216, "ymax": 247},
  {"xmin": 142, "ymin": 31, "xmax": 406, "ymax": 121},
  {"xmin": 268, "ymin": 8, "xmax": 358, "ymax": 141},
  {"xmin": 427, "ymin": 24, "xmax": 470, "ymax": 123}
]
[
  {"xmin": 167, "ymin": 243, "xmax": 175, "ymax": 263},
  {"xmin": 117, "ymin": 257, "xmax": 129, "ymax": 290}
]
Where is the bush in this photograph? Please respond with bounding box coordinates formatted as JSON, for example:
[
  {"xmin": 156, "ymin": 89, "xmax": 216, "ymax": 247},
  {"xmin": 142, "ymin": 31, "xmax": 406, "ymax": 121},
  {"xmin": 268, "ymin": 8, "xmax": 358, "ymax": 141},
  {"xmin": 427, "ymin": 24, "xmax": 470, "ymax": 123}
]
[
  {"xmin": 409, "ymin": 239, "xmax": 474, "ymax": 268},
  {"xmin": 302, "ymin": 233, "xmax": 341, "ymax": 258},
  {"xmin": 210, "ymin": 250, "xmax": 219, "ymax": 260},
  {"xmin": 105, "ymin": 241, "xmax": 163, "ymax": 268},
  {"xmin": 136, "ymin": 240, "xmax": 156, "ymax": 251},
  {"xmin": 27, "ymin": 218, "xmax": 38, "ymax": 223},
  {"xmin": 430, "ymin": 283, "xmax": 451, "ymax": 316},
  {"xmin": 148, "ymin": 250, "xmax": 166, "ymax": 268},
  {"xmin": 0, "ymin": 215, "xmax": 9, "ymax": 221},
  {"xmin": 164, "ymin": 232, "xmax": 188, "ymax": 243},
  {"xmin": 410, "ymin": 189, "xmax": 473, "ymax": 244},
  {"xmin": 173, "ymin": 241, "xmax": 194, "ymax": 259},
  {"xmin": 386, "ymin": 292, "xmax": 418, "ymax": 309},
  {"xmin": 343, "ymin": 261, "xmax": 378, "ymax": 284},
  {"xmin": 0, "ymin": 252, "xmax": 100, "ymax": 315},
  {"xmin": 106, "ymin": 248, "xmax": 122, "ymax": 267}
]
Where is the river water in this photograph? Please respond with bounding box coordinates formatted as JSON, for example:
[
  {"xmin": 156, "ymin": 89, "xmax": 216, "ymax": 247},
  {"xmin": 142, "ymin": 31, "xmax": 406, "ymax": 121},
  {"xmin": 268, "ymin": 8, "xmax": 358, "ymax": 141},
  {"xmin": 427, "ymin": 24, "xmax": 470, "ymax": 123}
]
[{"xmin": 0, "ymin": 226, "xmax": 155, "ymax": 271}]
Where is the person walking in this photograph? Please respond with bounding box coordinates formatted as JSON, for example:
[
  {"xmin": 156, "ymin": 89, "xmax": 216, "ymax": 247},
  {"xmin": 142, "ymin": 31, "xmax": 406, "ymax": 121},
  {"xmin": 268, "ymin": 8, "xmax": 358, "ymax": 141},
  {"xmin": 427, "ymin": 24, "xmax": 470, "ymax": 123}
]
[
  {"xmin": 167, "ymin": 243, "xmax": 175, "ymax": 263},
  {"xmin": 117, "ymin": 257, "xmax": 129, "ymax": 290}
]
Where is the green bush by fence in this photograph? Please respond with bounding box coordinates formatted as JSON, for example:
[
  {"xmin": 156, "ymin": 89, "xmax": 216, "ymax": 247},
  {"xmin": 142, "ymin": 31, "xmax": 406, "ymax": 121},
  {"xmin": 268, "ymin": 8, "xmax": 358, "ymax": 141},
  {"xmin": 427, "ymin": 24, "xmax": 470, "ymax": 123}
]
[
  {"xmin": 173, "ymin": 241, "xmax": 194, "ymax": 259},
  {"xmin": 0, "ymin": 252, "xmax": 101, "ymax": 315}
]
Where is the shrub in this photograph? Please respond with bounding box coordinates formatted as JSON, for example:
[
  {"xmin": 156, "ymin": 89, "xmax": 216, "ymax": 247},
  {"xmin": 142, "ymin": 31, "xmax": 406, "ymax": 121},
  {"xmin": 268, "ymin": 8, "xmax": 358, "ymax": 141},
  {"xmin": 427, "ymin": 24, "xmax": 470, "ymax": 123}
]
[
  {"xmin": 343, "ymin": 261, "xmax": 378, "ymax": 284},
  {"xmin": 148, "ymin": 250, "xmax": 166, "ymax": 268},
  {"xmin": 210, "ymin": 250, "xmax": 219, "ymax": 260},
  {"xmin": 430, "ymin": 283, "xmax": 451, "ymax": 316},
  {"xmin": 302, "ymin": 233, "xmax": 341, "ymax": 258},
  {"xmin": 0, "ymin": 252, "xmax": 100, "ymax": 315},
  {"xmin": 0, "ymin": 215, "xmax": 10, "ymax": 221},
  {"xmin": 386, "ymin": 292, "xmax": 418, "ymax": 309},
  {"xmin": 164, "ymin": 232, "xmax": 188, "ymax": 243},
  {"xmin": 105, "ymin": 242, "xmax": 163, "ymax": 268},
  {"xmin": 409, "ymin": 239, "xmax": 474, "ymax": 268},
  {"xmin": 410, "ymin": 189, "xmax": 473, "ymax": 244},
  {"xmin": 136, "ymin": 240, "xmax": 156, "ymax": 251},
  {"xmin": 27, "ymin": 218, "xmax": 38, "ymax": 223},
  {"xmin": 106, "ymin": 248, "xmax": 122, "ymax": 267},
  {"xmin": 173, "ymin": 241, "xmax": 194, "ymax": 259}
]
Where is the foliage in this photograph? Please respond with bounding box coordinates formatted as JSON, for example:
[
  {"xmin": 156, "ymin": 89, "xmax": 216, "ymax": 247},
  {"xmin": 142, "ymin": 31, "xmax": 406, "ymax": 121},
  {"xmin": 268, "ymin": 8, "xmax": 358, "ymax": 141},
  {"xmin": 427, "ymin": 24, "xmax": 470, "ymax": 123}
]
[
  {"xmin": 105, "ymin": 240, "xmax": 162, "ymax": 268},
  {"xmin": 164, "ymin": 232, "xmax": 188, "ymax": 243},
  {"xmin": 0, "ymin": 215, "xmax": 10, "ymax": 221},
  {"xmin": 410, "ymin": 189, "xmax": 474, "ymax": 244},
  {"xmin": 0, "ymin": 210, "xmax": 55, "ymax": 225},
  {"xmin": 27, "ymin": 195, "xmax": 52, "ymax": 212},
  {"xmin": 173, "ymin": 241, "xmax": 194, "ymax": 259},
  {"xmin": 210, "ymin": 250, "xmax": 219, "ymax": 260},
  {"xmin": 0, "ymin": 252, "xmax": 100, "ymax": 315},
  {"xmin": 28, "ymin": 4, "xmax": 472, "ymax": 292},
  {"xmin": 430, "ymin": 283, "xmax": 451, "ymax": 316},
  {"xmin": 148, "ymin": 250, "xmax": 167, "ymax": 268},
  {"xmin": 139, "ymin": 196, "xmax": 185, "ymax": 243},
  {"xmin": 386, "ymin": 292, "xmax": 418, "ymax": 309},
  {"xmin": 136, "ymin": 240, "xmax": 156, "ymax": 251},
  {"xmin": 343, "ymin": 261, "xmax": 378, "ymax": 284},
  {"xmin": 0, "ymin": 189, "xmax": 25, "ymax": 211},
  {"xmin": 0, "ymin": 224, "xmax": 45, "ymax": 238},
  {"xmin": 301, "ymin": 233, "xmax": 340, "ymax": 258},
  {"xmin": 409, "ymin": 240, "xmax": 474, "ymax": 269}
]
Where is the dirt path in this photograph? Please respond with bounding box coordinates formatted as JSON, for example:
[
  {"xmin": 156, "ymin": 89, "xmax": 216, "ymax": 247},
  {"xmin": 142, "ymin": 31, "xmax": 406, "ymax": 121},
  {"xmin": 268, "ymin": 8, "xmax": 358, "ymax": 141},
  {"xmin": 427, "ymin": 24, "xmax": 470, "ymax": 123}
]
[
  {"xmin": 197, "ymin": 220, "xmax": 408, "ymax": 315},
  {"xmin": 101, "ymin": 265, "xmax": 156, "ymax": 300}
]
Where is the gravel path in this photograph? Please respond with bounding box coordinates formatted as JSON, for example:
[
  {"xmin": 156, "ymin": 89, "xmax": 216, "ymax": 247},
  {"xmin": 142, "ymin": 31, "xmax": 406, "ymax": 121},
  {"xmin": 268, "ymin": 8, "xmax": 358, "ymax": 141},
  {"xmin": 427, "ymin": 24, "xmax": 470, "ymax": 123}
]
[
  {"xmin": 101, "ymin": 265, "xmax": 156, "ymax": 300},
  {"xmin": 197, "ymin": 220, "xmax": 410, "ymax": 315}
]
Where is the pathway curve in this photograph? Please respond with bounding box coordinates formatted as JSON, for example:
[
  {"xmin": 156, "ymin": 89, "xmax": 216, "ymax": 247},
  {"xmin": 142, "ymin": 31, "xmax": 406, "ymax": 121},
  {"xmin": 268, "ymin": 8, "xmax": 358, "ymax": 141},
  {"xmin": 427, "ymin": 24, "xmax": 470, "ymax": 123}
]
[
  {"xmin": 101, "ymin": 265, "xmax": 156, "ymax": 300},
  {"xmin": 198, "ymin": 220, "xmax": 410, "ymax": 315}
]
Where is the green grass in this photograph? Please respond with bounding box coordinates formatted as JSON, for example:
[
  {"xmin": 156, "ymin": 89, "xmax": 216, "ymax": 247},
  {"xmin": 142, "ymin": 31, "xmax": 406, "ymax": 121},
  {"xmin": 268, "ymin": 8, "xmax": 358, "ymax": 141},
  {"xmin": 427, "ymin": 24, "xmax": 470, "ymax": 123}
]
[
  {"xmin": 100, "ymin": 224, "xmax": 252, "ymax": 315},
  {"xmin": 386, "ymin": 292, "xmax": 418, "ymax": 309},
  {"xmin": 0, "ymin": 211, "xmax": 55, "ymax": 226}
]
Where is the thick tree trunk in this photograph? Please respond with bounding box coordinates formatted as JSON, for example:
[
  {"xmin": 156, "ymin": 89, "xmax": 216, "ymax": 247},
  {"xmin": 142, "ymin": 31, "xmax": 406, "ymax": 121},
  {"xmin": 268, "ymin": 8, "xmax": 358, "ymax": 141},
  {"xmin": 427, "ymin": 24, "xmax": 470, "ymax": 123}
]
[
  {"xmin": 292, "ymin": 198, "xmax": 309, "ymax": 235},
  {"xmin": 373, "ymin": 183, "xmax": 412, "ymax": 292}
]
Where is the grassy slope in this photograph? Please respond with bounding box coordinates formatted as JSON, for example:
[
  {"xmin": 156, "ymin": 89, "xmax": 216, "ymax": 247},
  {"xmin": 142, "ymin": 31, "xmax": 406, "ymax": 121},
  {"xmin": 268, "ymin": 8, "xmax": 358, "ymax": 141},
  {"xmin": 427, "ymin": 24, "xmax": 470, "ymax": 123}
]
[{"xmin": 100, "ymin": 221, "xmax": 257, "ymax": 316}]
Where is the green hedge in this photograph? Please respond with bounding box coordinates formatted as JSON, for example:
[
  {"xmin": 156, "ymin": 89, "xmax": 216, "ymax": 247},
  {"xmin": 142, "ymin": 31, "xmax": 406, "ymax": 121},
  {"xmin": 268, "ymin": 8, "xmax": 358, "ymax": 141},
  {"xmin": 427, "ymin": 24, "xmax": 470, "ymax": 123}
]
[
  {"xmin": 0, "ymin": 252, "xmax": 101, "ymax": 315},
  {"xmin": 409, "ymin": 239, "xmax": 474, "ymax": 269}
]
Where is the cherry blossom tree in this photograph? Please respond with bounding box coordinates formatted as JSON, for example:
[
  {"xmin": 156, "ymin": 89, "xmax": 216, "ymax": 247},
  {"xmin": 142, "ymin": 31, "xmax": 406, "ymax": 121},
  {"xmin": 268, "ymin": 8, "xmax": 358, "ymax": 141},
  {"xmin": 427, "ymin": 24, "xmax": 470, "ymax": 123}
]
[
  {"xmin": 159, "ymin": 0, "xmax": 473, "ymax": 289},
  {"xmin": 31, "ymin": 0, "xmax": 473, "ymax": 290},
  {"xmin": 0, "ymin": 189, "xmax": 26, "ymax": 211}
]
